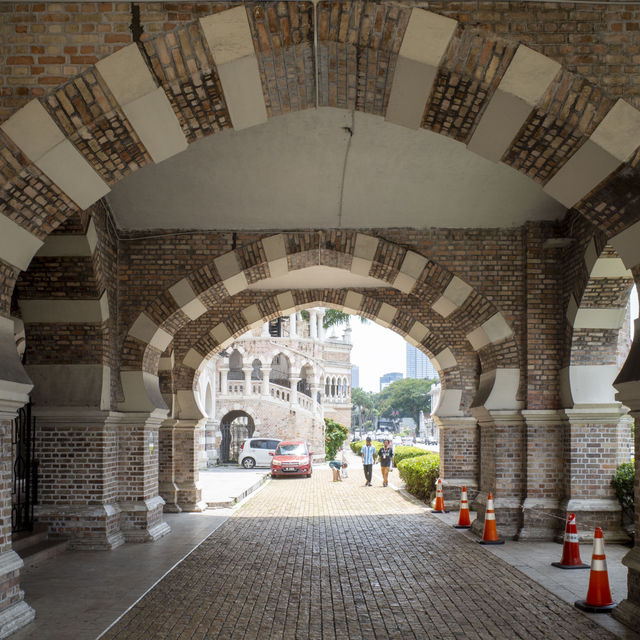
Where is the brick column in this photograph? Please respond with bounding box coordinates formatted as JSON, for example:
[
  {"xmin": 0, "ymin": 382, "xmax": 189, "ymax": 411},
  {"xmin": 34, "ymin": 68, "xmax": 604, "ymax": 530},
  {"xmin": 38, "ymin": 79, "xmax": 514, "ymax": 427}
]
[
  {"xmin": 117, "ymin": 411, "xmax": 171, "ymax": 542},
  {"xmin": 519, "ymin": 410, "xmax": 565, "ymax": 540},
  {"xmin": 434, "ymin": 416, "xmax": 478, "ymax": 502},
  {"xmin": 612, "ymin": 408, "xmax": 640, "ymax": 628},
  {"xmin": 471, "ymin": 409, "xmax": 525, "ymax": 539},
  {"xmin": 158, "ymin": 419, "xmax": 180, "ymax": 513},
  {"xmin": 173, "ymin": 419, "xmax": 207, "ymax": 512},
  {"xmin": 33, "ymin": 408, "xmax": 126, "ymax": 549},
  {"xmin": 0, "ymin": 388, "xmax": 35, "ymax": 636},
  {"xmin": 561, "ymin": 406, "xmax": 630, "ymax": 542}
]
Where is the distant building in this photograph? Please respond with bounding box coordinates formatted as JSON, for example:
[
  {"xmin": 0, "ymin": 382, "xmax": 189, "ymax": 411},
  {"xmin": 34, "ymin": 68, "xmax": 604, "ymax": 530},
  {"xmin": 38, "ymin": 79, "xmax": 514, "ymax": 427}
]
[
  {"xmin": 406, "ymin": 343, "xmax": 438, "ymax": 380},
  {"xmin": 379, "ymin": 371, "xmax": 403, "ymax": 391},
  {"xmin": 351, "ymin": 364, "xmax": 360, "ymax": 389}
]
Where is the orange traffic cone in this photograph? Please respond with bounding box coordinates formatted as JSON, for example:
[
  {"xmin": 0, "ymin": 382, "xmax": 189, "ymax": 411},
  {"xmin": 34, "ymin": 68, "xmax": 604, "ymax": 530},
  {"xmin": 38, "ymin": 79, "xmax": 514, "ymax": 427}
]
[
  {"xmin": 477, "ymin": 492, "xmax": 504, "ymax": 545},
  {"xmin": 432, "ymin": 478, "xmax": 448, "ymax": 513},
  {"xmin": 453, "ymin": 486, "xmax": 472, "ymax": 529},
  {"xmin": 575, "ymin": 527, "xmax": 617, "ymax": 613},
  {"xmin": 551, "ymin": 513, "xmax": 588, "ymax": 569}
]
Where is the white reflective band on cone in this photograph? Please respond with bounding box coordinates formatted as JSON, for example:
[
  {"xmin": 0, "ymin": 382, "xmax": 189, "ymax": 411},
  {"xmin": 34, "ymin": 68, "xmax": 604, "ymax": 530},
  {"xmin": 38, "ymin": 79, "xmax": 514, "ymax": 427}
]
[
  {"xmin": 565, "ymin": 533, "xmax": 579, "ymax": 543},
  {"xmin": 591, "ymin": 558, "xmax": 607, "ymax": 572},
  {"xmin": 486, "ymin": 512, "xmax": 495, "ymax": 520},
  {"xmin": 593, "ymin": 538, "xmax": 605, "ymax": 555}
]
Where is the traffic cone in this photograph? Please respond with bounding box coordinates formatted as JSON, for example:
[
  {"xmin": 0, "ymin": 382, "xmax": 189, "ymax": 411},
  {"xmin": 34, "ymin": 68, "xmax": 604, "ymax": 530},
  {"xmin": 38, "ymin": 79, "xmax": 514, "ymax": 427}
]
[
  {"xmin": 575, "ymin": 527, "xmax": 617, "ymax": 613},
  {"xmin": 453, "ymin": 486, "xmax": 472, "ymax": 529},
  {"xmin": 551, "ymin": 513, "xmax": 589, "ymax": 569},
  {"xmin": 432, "ymin": 478, "xmax": 448, "ymax": 513},
  {"xmin": 477, "ymin": 492, "xmax": 504, "ymax": 545}
]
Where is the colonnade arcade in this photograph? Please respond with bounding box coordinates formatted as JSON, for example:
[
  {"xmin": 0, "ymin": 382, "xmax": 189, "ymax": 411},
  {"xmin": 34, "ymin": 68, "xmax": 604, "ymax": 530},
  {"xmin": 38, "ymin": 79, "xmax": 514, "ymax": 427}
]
[{"xmin": 1, "ymin": 1, "xmax": 640, "ymax": 635}]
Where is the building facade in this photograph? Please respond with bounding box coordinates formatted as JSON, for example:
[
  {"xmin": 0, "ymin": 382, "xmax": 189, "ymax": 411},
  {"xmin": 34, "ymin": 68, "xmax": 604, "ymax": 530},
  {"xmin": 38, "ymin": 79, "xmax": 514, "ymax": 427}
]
[
  {"xmin": 406, "ymin": 343, "xmax": 438, "ymax": 380},
  {"xmin": 379, "ymin": 372, "xmax": 404, "ymax": 391},
  {"xmin": 0, "ymin": 2, "xmax": 639, "ymax": 635},
  {"xmin": 194, "ymin": 309, "xmax": 353, "ymax": 463}
]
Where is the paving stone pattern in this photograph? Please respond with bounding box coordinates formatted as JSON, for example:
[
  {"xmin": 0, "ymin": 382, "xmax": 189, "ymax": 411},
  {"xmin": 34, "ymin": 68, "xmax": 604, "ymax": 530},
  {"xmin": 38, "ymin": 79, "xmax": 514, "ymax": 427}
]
[{"xmin": 102, "ymin": 469, "xmax": 613, "ymax": 640}]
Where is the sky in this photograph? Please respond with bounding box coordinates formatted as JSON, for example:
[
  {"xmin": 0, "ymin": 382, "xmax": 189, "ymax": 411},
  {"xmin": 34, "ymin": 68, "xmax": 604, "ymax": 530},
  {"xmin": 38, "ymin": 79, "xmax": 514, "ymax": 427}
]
[{"xmin": 340, "ymin": 318, "xmax": 406, "ymax": 393}]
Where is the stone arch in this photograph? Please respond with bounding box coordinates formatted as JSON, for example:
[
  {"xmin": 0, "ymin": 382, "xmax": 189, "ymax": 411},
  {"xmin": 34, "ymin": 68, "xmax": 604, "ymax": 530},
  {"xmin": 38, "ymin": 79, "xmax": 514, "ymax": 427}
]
[
  {"xmin": 563, "ymin": 239, "xmax": 634, "ymax": 408},
  {"xmin": 3, "ymin": 4, "xmax": 640, "ymax": 329},
  {"xmin": 122, "ymin": 232, "xmax": 520, "ymax": 417},
  {"xmin": 217, "ymin": 409, "xmax": 255, "ymax": 464},
  {"xmin": 269, "ymin": 353, "xmax": 291, "ymax": 388}
]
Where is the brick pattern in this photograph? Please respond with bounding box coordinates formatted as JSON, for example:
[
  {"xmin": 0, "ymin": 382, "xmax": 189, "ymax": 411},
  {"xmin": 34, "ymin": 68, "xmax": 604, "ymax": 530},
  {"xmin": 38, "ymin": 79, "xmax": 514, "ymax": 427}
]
[
  {"xmin": 101, "ymin": 471, "xmax": 614, "ymax": 640},
  {"xmin": 422, "ymin": 27, "xmax": 516, "ymax": 143},
  {"xmin": 142, "ymin": 22, "xmax": 232, "ymax": 143},
  {"xmin": 316, "ymin": 2, "xmax": 409, "ymax": 114},
  {"xmin": 43, "ymin": 68, "xmax": 152, "ymax": 185},
  {"xmin": 249, "ymin": 1, "xmax": 315, "ymax": 117},
  {"xmin": 504, "ymin": 71, "xmax": 613, "ymax": 184},
  {"xmin": 0, "ymin": 131, "xmax": 80, "ymax": 239},
  {"xmin": 1, "ymin": 260, "xmax": 19, "ymax": 318}
]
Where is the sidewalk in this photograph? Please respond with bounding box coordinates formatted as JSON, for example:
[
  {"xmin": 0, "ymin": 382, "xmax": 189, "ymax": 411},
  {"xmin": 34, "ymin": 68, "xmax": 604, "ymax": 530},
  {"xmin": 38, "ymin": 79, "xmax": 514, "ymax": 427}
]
[{"xmin": 200, "ymin": 466, "xmax": 271, "ymax": 507}]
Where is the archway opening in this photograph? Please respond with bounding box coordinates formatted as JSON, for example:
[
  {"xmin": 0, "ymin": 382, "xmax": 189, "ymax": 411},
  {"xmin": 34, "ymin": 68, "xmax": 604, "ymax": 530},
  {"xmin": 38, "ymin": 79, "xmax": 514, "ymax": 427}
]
[{"xmin": 219, "ymin": 410, "xmax": 254, "ymax": 464}]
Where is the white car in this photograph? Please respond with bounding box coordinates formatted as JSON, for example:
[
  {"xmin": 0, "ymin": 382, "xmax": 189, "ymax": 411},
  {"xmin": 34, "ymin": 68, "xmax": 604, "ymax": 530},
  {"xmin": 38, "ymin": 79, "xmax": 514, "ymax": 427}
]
[{"xmin": 238, "ymin": 437, "xmax": 281, "ymax": 469}]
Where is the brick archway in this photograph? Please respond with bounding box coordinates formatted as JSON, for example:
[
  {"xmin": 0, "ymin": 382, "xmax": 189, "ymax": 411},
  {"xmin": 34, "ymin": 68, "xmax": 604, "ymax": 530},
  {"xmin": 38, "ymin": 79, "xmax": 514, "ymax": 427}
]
[
  {"xmin": 121, "ymin": 233, "xmax": 520, "ymax": 418},
  {"xmin": 2, "ymin": 3, "xmax": 640, "ymax": 321}
]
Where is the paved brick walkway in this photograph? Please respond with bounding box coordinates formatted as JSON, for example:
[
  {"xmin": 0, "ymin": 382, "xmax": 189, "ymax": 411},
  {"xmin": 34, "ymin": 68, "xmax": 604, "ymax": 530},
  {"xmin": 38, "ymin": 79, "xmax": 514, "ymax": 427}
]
[{"xmin": 101, "ymin": 469, "xmax": 615, "ymax": 639}]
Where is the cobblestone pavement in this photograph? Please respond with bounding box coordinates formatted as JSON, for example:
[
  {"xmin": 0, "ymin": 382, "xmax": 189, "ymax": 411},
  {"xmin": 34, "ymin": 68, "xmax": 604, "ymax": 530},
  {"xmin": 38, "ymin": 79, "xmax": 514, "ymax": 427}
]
[{"xmin": 101, "ymin": 468, "xmax": 617, "ymax": 640}]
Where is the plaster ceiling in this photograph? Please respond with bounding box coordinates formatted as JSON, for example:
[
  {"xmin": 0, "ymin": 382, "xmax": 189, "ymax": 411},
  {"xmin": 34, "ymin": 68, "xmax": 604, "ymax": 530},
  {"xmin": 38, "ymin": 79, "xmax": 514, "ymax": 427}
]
[{"xmin": 106, "ymin": 107, "xmax": 566, "ymax": 231}]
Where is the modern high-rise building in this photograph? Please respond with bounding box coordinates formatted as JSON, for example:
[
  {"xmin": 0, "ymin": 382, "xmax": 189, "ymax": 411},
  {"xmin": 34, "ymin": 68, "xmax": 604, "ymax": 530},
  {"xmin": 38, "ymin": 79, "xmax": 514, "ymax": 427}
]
[
  {"xmin": 379, "ymin": 371, "xmax": 403, "ymax": 391},
  {"xmin": 406, "ymin": 344, "xmax": 438, "ymax": 380},
  {"xmin": 351, "ymin": 365, "xmax": 360, "ymax": 389}
]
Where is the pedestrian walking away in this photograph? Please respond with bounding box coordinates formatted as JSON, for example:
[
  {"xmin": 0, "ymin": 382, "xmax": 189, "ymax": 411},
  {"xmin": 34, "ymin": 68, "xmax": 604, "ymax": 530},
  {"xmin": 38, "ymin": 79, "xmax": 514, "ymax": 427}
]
[
  {"xmin": 361, "ymin": 436, "xmax": 377, "ymax": 486},
  {"xmin": 378, "ymin": 438, "xmax": 394, "ymax": 487}
]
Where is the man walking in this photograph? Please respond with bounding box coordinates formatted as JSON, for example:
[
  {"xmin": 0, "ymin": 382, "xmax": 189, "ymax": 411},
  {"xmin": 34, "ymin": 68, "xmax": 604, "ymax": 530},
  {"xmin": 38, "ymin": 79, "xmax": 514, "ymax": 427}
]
[
  {"xmin": 361, "ymin": 436, "xmax": 376, "ymax": 486},
  {"xmin": 378, "ymin": 438, "xmax": 394, "ymax": 487}
]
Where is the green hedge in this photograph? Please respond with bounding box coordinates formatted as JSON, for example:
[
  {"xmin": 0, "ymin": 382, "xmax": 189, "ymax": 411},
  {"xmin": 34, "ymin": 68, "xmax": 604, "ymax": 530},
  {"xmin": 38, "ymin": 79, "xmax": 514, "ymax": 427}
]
[
  {"xmin": 393, "ymin": 445, "xmax": 431, "ymax": 465},
  {"xmin": 396, "ymin": 454, "xmax": 440, "ymax": 501},
  {"xmin": 612, "ymin": 460, "xmax": 635, "ymax": 523}
]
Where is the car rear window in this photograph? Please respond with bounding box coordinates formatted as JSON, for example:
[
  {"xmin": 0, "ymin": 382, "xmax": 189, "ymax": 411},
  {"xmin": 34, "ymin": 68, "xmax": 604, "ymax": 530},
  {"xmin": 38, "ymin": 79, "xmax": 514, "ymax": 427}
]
[{"xmin": 275, "ymin": 444, "xmax": 306, "ymax": 455}]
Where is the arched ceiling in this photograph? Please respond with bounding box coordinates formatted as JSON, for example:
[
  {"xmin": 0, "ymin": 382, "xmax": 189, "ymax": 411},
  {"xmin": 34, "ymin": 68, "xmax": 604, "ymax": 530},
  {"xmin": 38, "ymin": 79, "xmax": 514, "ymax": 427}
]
[{"xmin": 106, "ymin": 108, "xmax": 566, "ymax": 230}]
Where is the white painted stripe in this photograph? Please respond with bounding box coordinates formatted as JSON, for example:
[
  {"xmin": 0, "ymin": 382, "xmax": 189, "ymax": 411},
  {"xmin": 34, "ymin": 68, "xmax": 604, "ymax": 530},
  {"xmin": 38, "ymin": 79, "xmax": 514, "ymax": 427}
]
[
  {"xmin": 591, "ymin": 558, "xmax": 607, "ymax": 572},
  {"xmin": 96, "ymin": 44, "xmax": 187, "ymax": 164},
  {"xmin": 386, "ymin": 10, "xmax": 457, "ymax": 129},
  {"xmin": 573, "ymin": 307, "xmax": 626, "ymax": 329},
  {"xmin": 0, "ymin": 213, "xmax": 44, "ymax": 271},
  {"xmin": 35, "ymin": 235, "xmax": 92, "ymax": 257},
  {"xmin": 200, "ymin": 8, "xmax": 267, "ymax": 131},
  {"xmin": 19, "ymin": 299, "xmax": 104, "ymax": 323},
  {"xmin": 486, "ymin": 513, "xmax": 495, "ymax": 520},
  {"xmin": 468, "ymin": 46, "xmax": 560, "ymax": 162}
]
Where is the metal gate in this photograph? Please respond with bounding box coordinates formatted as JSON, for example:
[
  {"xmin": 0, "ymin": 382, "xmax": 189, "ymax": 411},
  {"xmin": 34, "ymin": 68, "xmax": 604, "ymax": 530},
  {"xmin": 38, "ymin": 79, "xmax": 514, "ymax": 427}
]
[{"xmin": 12, "ymin": 403, "xmax": 38, "ymax": 533}]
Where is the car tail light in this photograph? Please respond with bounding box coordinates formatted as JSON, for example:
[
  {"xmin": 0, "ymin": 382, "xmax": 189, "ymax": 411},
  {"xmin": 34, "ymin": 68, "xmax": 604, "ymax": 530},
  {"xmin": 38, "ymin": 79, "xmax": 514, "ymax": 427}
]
[{"xmin": 240, "ymin": 441, "xmax": 245, "ymax": 451}]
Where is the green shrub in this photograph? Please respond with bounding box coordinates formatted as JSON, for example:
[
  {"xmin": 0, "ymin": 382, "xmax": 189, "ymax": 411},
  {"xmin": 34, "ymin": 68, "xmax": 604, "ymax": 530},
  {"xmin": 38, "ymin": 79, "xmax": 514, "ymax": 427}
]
[
  {"xmin": 612, "ymin": 460, "xmax": 635, "ymax": 522},
  {"xmin": 350, "ymin": 440, "xmax": 382, "ymax": 455},
  {"xmin": 393, "ymin": 445, "xmax": 431, "ymax": 465},
  {"xmin": 325, "ymin": 418, "xmax": 349, "ymax": 460},
  {"xmin": 397, "ymin": 454, "xmax": 440, "ymax": 501}
]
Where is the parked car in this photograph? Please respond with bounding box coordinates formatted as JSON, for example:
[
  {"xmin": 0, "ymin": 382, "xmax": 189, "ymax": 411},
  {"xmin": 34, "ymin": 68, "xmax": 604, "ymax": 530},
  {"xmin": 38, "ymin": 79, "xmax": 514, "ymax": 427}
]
[
  {"xmin": 238, "ymin": 437, "xmax": 281, "ymax": 469},
  {"xmin": 270, "ymin": 441, "xmax": 313, "ymax": 478}
]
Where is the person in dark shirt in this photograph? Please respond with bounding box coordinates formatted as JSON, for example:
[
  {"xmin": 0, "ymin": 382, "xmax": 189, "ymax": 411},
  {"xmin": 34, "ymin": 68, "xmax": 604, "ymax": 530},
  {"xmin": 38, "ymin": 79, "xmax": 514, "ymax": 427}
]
[{"xmin": 377, "ymin": 439, "xmax": 394, "ymax": 487}]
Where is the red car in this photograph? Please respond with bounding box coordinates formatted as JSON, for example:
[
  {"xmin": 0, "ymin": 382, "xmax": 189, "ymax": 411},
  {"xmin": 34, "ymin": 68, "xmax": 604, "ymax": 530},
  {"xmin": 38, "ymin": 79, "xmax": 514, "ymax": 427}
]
[{"xmin": 270, "ymin": 441, "xmax": 313, "ymax": 478}]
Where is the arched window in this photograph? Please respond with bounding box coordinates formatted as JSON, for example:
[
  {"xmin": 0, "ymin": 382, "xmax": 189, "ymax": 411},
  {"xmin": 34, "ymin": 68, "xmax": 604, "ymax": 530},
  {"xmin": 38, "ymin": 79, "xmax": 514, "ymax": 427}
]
[
  {"xmin": 228, "ymin": 349, "xmax": 243, "ymax": 380},
  {"xmin": 251, "ymin": 359, "xmax": 262, "ymax": 380},
  {"xmin": 270, "ymin": 353, "xmax": 290, "ymax": 388}
]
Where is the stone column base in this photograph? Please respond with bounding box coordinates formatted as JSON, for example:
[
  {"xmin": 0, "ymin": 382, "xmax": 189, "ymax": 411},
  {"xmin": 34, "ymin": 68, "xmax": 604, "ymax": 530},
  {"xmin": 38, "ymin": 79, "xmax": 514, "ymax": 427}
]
[
  {"xmin": 35, "ymin": 504, "xmax": 125, "ymax": 550},
  {"xmin": 470, "ymin": 492, "xmax": 521, "ymax": 539},
  {"xmin": 441, "ymin": 478, "xmax": 478, "ymax": 504},
  {"xmin": 119, "ymin": 495, "xmax": 171, "ymax": 543},
  {"xmin": 560, "ymin": 498, "xmax": 630, "ymax": 543},
  {"xmin": 159, "ymin": 481, "xmax": 182, "ymax": 513},
  {"xmin": 518, "ymin": 498, "xmax": 563, "ymax": 541},
  {"xmin": 0, "ymin": 601, "xmax": 35, "ymax": 640},
  {"xmin": 612, "ymin": 547, "xmax": 640, "ymax": 629},
  {"xmin": 177, "ymin": 481, "xmax": 208, "ymax": 512},
  {"xmin": 0, "ymin": 551, "xmax": 34, "ymax": 639}
]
